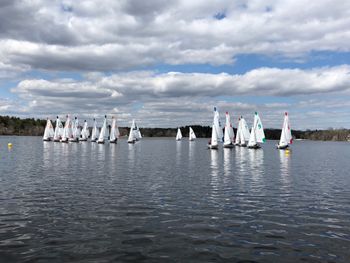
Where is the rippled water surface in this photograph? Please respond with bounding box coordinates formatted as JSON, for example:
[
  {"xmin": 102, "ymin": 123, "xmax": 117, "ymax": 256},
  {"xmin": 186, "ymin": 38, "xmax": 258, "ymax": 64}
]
[{"xmin": 0, "ymin": 136, "xmax": 350, "ymax": 262}]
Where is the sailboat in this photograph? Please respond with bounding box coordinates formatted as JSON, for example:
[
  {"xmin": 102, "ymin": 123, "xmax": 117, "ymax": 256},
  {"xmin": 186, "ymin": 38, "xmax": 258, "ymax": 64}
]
[
  {"xmin": 53, "ymin": 116, "xmax": 64, "ymax": 142},
  {"xmin": 110, "ymin": 116, "xmax": 120, "ymax": 143},
  {"xmin": 97, "ymin": 115, "xmax": 108, "ymax": 144},
  {"xmin": 248, "ymin": 112, "xmax": 266, "ymax": 149},
  {"xmin": 213, "ymin": 107, "xmax": 223, "ymax": 142},
  {"xmin": 43, "ymin": 118, "xmax": 54, "ymax": 141},
  {"xmin": 79, "ymin": 120, "xmax": 90, "ymax": 141},
  {"xmin": 223, "ymin": 112, "xmax": 235, "ymax": 148},
  {"xmin": 277, "ymin": 112, "xmax": 293, "ymax": 149},
  {"xmin": 239, "ymin": 117, "xmax": 250, "ymax": 147},
  {"xmin": 61, "ymin": 115, "xmax": 72, "ymax": 143},
  {"xmin": 176, "ymin": 128, "xmax": 182, "ymax": 141},
  {"xmin": 189, "ymin": 127, "xmax": 196, "ymax": 141},
  {"xmin": 91, "ymin": 118, "xmax": 99, "ymax": 142},
  {"xmin": 69, "ymin": 117, "xmax": 80, "ymax": 142},
  {"xmin": 128, "ymin": 119, "xmax": 137, "ymax": 144},
  {"xmin": 208, "ymin": 125, "xmax": 218, "ymax": 149},
  {"xmin": 234, "ymin": 117, "xmax": 241, "ymax": 145}
]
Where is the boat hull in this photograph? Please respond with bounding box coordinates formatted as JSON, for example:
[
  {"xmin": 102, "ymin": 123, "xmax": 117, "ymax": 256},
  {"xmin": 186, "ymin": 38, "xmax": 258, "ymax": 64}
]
[
  {"xmin": 42, "ymin": 138, "xmax": 51, "ymax": 142},
  {"xmin": 110, "ymin": 139, "xmax": 118, "ymax": 144},
  {"xmin": 277, "ymin": 144, "xmax": 289, "ymax": 149},
  {"xmin": 97, "ymin": 141, "xmax": 105, "ymax": 144},
  {"xmin": 207, "ymin": 144, "xmax": 218, "ymax": 149},
  {"xmin": 223, "ymin": 144, "xmax": 234, "ymax": 148},
  {"xmin": 248, "ymin": 144, "xmax": 261, "ymax": 149}
]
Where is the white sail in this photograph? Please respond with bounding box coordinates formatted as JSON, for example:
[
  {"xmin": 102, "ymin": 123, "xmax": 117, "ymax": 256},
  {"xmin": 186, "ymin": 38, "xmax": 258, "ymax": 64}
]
[
  {"xmin": 254, "ymin": 112, "xmax": 266, "ymax": 143},
  {"xmin": 248, "ymin": 112, "xmax": 266, "ymax": 148},
  {"xmin": 248, "ymin": 123, "xmax": 257, "ymax": 147},
  {"xmin": 223, "ymin": 112, "xmax": 234, "ymax": 146},
  {"xmin": 176, "ymin": 128, "xmax": 182, "ymax": 140},
  {"xmin": 132, "ymin": 120, "xmax": 141, "ymax": 140},
  {"xmin": 70, "ymin": 117, "xmax": 80, "ymax": 141},
  {"xmin": 240, "ymin": 117, "xmax": 250, "ymax": 141},
  {"xmin": 239, "ymin": 121, "xmax": 246, "ymax": 145},
  {"xmin": 53, "ymin": 116, "xmax": 63, "ymax": 141},
  {"xmin": 209, "ymin": 125, "xmax": 218, "ymax": 148},
  {"xmin": 61, "ymin": 115, "xmax": 73, "ymax": 142},
  {"xmin": 43, "ymin": 118, "xmax": 54, "ymax": 141},
  {"xmin": 278, "ymin": 112, "xmax": 293, "ymax": 148},
  {"xmin": 80, "ymin": 120, "xmax": 89, "ymax": 140},
  {"xmin": 110, "ymin": 117, "xmax": 120, "ymax": 142},
  {"xmin": 213, "ymin": 107, "xmax": 223, "ymax": 142},
  {"xmin": 189, "ymin": 127, "xmax": 196, "ymax": 141},
  {"xmin": 91, "ymin": 119, "xmax": 99, "ymax": 141},
  {"xmin": 235, "ymin": 118, "xmax": 241, "ymax": 145},
  {"xmin": 128, "ymin": 119, "xmax": 136, "ymax": 143},
  {"xmin": 97, "ymin": 116, "xmax": 108, "ymax": 143}
]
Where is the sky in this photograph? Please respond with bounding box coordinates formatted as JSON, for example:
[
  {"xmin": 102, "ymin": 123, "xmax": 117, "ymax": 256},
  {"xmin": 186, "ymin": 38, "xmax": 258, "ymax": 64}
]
[{"xmin": 0, "ymin": 0, "xmax": 350, "ymax": 129}]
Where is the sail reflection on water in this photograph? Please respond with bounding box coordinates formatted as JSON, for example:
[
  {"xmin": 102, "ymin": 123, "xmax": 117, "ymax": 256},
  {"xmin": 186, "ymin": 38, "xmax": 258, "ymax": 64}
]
[{"xmin": 279, "ymin": 150, "xmax": 292, "ymax": 189}]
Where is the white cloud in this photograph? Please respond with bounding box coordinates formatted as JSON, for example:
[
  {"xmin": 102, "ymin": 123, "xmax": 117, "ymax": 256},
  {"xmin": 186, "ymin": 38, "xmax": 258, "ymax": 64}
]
[
  {"xmin": 8, "ymin": 65, "xmax": 350, "ymax": 129},
  {"xmin": 0, "ymin": 0, "xmax": 349, "ymax": 71}
]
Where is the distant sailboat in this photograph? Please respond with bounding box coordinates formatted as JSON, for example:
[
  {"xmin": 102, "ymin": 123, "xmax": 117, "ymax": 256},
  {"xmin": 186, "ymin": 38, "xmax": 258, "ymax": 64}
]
[
  {"xmin": 91, "ymin": 118, "xmax": 99, "ymax": 142},
  {"xmin": 208, "ymin": 125, "xmax": 218, "ymax": 149},
  {"xmin": 69, "ymin": 117, "xmax": 80, "ymax": 142},
  {"xmin": 213, "ymin": 107, "xmax": 223, "ymax": 142},
  {"xmin": 239, "ymin": 117, "xmax": 250, "ymax": 147},
  {"xmin": 189, "ymin": 127, "xmax": 196, "ymax": 141},
  {"xmin": 53, "ymin": 116, "xmax": 64, "ymax": 142},
  {"xmin": 97, "ymin": 115, "xmax": 108, "ymax": 144},
  {"xmin": 43, "ymin": 118, "xmax": 54, "ymax": 141},
  {"xmin": 176, "ymin": 128, "xmax": 182, "ymax": 141},
  {"xmin": 234, "ymin": 117, "xmax": 241, "ymax": 146},
  {"xmin": 61, "ymin": 115, "xmax": 72, "ymax": 143},
  {"xmin": 223, "ymin": 112, "xmax": 235, "ymax": 148},
  {"xmin": 79, "ymin": 120, "xmax": 90, "ymax": 141},
  {"xmin": 248, "ymin": 112, "xmax": 266, "ymax": 149},
  {"xmin": 277, "ymin": 112, "xmax": 293, "ymax": 149},
  {"xmin": 128, "ymin": 119, "xmax": 137, "ymax": 144},
  {"xmin": 110, "ymin": 116, "xmax": 120, "ymax": 143}
]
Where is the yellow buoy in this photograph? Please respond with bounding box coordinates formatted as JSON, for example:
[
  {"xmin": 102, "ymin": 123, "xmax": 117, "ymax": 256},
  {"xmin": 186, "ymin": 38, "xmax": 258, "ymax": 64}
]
[{"xmin": 8, "ymin": 143, "xmax": 12, "ymax": 148}]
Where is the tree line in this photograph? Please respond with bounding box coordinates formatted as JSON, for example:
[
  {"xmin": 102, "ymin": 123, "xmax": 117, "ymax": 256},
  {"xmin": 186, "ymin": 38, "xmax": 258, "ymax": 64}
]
[{"xmin": 1, "ymin": 115, "xmax": 350, "ymax": 141}]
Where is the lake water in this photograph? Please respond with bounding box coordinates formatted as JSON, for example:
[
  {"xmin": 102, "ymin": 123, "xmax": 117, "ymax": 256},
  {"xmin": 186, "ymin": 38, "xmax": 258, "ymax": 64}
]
[{"xmin": 0, "ymin": 136, "xmax": 349, "ymax": 262}]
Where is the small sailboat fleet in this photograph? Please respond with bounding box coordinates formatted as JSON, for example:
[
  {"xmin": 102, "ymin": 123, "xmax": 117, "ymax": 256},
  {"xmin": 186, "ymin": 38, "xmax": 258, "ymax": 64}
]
[
  {"xmin": 205, "ymin": 107, "xmax": 291, "ymax": 150},
  {"xmin": 43, "ymin": 110, "xmax": 292, "ymax": 150},
  {"xmin": 43, "ymin": 115, "xmax": 124, "ymax": 144}
]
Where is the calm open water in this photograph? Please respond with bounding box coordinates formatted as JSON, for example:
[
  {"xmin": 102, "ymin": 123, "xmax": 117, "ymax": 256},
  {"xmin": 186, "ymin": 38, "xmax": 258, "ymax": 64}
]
[{"xmin": 0, "ymin": 136, "xmax": 350, "ymax": 262}]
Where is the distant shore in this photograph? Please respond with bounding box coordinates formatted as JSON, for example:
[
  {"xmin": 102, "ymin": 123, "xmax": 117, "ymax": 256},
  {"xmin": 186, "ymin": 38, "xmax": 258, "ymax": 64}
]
[{"xmin": 1, "ymin": 115, "xmax": 350, "ymax": 141}]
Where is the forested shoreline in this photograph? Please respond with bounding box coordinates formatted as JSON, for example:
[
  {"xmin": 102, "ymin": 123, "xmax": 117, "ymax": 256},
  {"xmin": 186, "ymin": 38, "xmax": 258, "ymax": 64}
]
[{"xmin": 1, "ymin": 115, "xmax": 350, "ymax": 141}]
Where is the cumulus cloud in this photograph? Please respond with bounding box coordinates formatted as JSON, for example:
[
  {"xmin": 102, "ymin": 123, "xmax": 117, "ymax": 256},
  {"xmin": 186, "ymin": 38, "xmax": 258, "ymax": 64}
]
[
  {"xmin": 0, "ymin": 0, "xmax": 349, "ymax": 71},
  {"xmin": 9, "ymin": 65, "xmax": 350, "ymax": 128}
]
